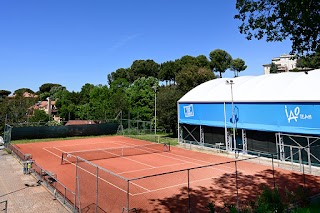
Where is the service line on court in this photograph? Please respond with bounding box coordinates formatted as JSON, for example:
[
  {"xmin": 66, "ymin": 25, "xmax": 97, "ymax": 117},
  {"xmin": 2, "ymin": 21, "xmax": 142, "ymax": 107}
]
[
  {"xmin": 53, "ymin": 146, "xmax": 155, "ymax": 169},
  {"xmin": 112, "ymin": 141, "xmax": 238, "ymax": 173},
  {"xmin": 42, "ymin": 147, "xmax": 141, "ymax": 194},
  {"xmin": 118, "ymin": 162, "xmax": 190, "ymax": 175},
  {"xmin": 131, "ymin": 175, "xmax": 221, "ymax": 196},
  {"xmin": 43, "ymin": 140, "xmax": 242, "ymax": 195}
]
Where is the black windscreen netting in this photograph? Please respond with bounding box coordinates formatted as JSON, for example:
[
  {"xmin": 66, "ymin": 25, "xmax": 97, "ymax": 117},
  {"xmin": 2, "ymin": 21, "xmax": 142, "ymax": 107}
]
[
  {"xmin": 246, "ymin": 130, "xmax": 276, "ymax": 153},
  {"xmin": 11, "ymin": 122, "xmax": 118, "ymax": 140}
]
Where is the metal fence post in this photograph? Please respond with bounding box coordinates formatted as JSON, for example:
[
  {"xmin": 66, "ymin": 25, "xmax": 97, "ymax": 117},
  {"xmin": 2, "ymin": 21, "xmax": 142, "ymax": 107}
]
[
  {"xmin": 188, "ymin": 169, "xmax": 190, "ymax": 213},
  {"xmin": 76, "ymin": 158, "xmax": 81, "ymax": 212},
  {"xmin": 272, "ymin": 154, "xmax": 276, "ymax": 189},
  {"xmin": 127, "ymin": 180, "xmax": 130, "ymax": 212},
  {"xmin": 96, "ymin": 166, "xmax": 99, "ymax": 213},
  {"xmin": 235, "ymin": 161, "xmax": 239, "ymax": 211},
  {"xmin": 64, "ymin": 187, "xmax": 66, "ymax": 204}
]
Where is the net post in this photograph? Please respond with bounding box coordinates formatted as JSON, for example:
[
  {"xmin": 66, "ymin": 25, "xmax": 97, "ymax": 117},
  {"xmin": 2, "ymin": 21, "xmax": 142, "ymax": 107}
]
[{"xmin": 61, "ymin": 153, "xmax": 64, "ymax": 165}]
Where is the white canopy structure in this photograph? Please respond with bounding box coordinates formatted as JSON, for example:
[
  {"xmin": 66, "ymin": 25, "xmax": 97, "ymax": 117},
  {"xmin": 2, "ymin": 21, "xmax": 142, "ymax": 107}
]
[
  {"xmin": 179, "ymin": 69, "xmax": 320, "ymax": 103},
  {"xmin": 177, "ymin": 70, "xmax": 320, "ymax": 170}
]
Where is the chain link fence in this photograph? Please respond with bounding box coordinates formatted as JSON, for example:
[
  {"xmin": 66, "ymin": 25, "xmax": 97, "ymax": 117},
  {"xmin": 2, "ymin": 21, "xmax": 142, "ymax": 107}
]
[
  {"xmin": 73, "ymin": 149, "xmax": 318, "ymax": 213},
  {"xmin": 6, "ymin": 144, "xmax": 77, "ymax": 212}
]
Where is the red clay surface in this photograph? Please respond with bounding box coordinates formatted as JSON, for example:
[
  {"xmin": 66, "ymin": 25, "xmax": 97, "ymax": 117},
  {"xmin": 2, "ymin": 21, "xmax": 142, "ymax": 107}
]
[{"xmin": 15, "ymin": 136, "xmax": 320, "ymax": 213}]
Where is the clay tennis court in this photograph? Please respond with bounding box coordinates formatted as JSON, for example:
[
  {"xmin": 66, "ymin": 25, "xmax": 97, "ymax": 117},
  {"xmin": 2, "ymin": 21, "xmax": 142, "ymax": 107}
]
[{"xmin": 14, "ymin": 135, "xmax": 320, "ymax": 212}]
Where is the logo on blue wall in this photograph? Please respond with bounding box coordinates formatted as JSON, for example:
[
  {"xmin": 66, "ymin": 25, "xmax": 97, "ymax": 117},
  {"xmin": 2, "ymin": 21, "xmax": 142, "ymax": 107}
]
[
  {"xmin": 285, "ymin": 105, "xmax": 312, "ymax": 123},
  {"xmin": 184, "ymin": 104, "xmax": 194, "ymax": 117}
]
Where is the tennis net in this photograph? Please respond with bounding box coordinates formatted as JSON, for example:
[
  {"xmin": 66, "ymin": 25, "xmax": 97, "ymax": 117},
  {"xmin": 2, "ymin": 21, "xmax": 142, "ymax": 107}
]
[{"xmin": 61, "ymin": 142, "xmax": 170, "ymax": 164}]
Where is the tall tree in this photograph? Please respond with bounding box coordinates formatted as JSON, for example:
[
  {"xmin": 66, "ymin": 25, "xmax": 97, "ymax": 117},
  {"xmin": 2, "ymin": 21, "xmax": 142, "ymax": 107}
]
[
  {"xmin": 79, "ymin": 83, "xmax": 95, "ymax": 105},
  {"xmin": 39, "ymin": 83, "xmax": 62, "ymax": 93},
  {"xmin": 157, "ymin": 85, "xmax": 183, "ymax": 135},
  {"xmin": 87, "ymin": 85, "xmax": 111, "ymax": 120},
  {"xmin": 230, "ymin": 58, "xmax": 247, "ymax": 77},
  {"xmin": 159, "ymin": 61, "xmax": 179, "ymax": 85},
  {"xmin": 29, "ymin": 109, "xmax": 50, "ymax": 123},
  {"xmin": 270, "ymin": 62, "xmax": 279, "ymax": 74},
  {"xmin": 109, "ymin": 78, "xmax": 130, "ymax": 117},
  {"xmin": 0, "ymin": 90, "xmax": 11, "ymax": 98},
  {"xmin": 126, "ymin": 77, "xmax": 158, "ymax": 121},
  {"xmin": 196, "ymin": 55, "xmax": 211, "ymax": 70},
  {"xmin": 131, "ymin": 60, "xmax": 160, "ymax": 79},
  {"xmin": 235, "ymin": 0, "xmax": 320, "ymax": 55},
  {"xmin": 14, "ymin": 88, "xmax": 35, "ymax": 97},
  {"xmin": 176, "ymin": 66, "xmax": 215, "ymax": 93},
  {"xmin": 107, "ymin": 68, "xmax": 134, "ymax": 85},
  {"xmin": 209, "ymin": 49, "xmax": 232, "ymax": 78},
  {"xmin": 296, "ymin": 51, "xmax": 320, "ymax": 69}
]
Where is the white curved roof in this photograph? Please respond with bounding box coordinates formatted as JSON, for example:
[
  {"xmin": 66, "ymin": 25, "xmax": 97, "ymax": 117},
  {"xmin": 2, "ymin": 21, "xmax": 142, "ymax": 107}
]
[{"xmin": 178, "ymin": 69, "xmax": 320, "ymax": 103}]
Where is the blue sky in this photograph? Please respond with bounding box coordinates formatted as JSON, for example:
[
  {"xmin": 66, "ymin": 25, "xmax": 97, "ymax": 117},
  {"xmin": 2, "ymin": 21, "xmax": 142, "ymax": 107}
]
[{"xmin": 0, "ymin": 0, "xmax": 292, "ymax": 93}]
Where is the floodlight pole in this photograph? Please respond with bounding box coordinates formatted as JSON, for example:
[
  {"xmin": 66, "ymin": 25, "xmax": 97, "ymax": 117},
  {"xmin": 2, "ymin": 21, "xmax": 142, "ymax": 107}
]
[
  {"xmin": 152, "ymin": 85, "xmax": 157, "ymax": 138},
  {"xmin": 226, "ymin": 80, "xmax": 236, "ymax": 152}
]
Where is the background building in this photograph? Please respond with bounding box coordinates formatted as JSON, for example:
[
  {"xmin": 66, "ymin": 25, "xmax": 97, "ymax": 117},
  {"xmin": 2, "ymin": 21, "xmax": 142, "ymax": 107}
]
[{"xmin": 263, "ymin": 54, "xmax": 297, "ymax": 74}]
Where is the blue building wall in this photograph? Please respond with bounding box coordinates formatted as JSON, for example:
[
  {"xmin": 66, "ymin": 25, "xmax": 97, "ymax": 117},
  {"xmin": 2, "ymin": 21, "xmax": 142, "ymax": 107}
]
[{"xmin": 179, "ymin": 102, "xmax": 320, "ymax": 135}]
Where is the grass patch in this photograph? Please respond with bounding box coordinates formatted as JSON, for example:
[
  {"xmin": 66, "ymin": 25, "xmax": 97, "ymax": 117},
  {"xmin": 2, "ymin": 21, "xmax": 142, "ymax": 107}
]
[
  {"xmin": 125, "ymin": 134, "xmax": 178, "ymax": 146},
  {"xmin": 10, "ymin": 133, "xmax": 179, "ymax": 145},
  {"xmin": 11, "ymin": 134, "xmax": 116, "ymax": 144}
]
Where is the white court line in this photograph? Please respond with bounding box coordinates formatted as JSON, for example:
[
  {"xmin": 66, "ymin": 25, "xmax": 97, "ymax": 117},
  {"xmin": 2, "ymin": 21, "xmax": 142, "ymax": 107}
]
[
  {"xmin": 112, "ymin": 141, "xmax": 237, "ymax": 173},
  {"xmin": 43, "ymin": 147, "xmax": 63, "ymax": 159},
  {"xmin": 43, "ymin": 140, "xmax": 239, "ymax": 195},
  {"xmin": 43, "ymin": 140, "xmax": 132, "ymax": 149},
  {"xmin": 54, "ymin": 146, "xmax": 155, "ymax": 169},
  {"xmin": 118, "ymin": 162, "xmax": 190, "ymax": 175},
  {"xmin": 42, "ymin": 147, "xmax": 138, "ymax": 194},
  {"xmin": 131, "ymin": 176, "xmax": 218, "ymax": 196}
]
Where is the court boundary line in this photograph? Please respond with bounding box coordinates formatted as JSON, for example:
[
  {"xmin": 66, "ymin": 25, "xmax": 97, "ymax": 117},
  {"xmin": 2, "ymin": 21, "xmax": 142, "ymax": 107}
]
[
  {"xmin": 42, "ymin": 147, "xmax": 136, "ymax": 194},
  {"xmin": 41, "ymin": 139, "xmax": 248, "ymax": 197},
  {"xmin": 130, "ymin": 175, "xmax": 226, "ymax": 196},
  {"xmin": 53, "ymin": 146, "xmax": 156, "ymax": 169}
]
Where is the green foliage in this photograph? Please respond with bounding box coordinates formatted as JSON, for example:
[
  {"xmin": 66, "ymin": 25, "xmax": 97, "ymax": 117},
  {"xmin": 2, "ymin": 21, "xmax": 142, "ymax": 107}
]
[
  {"xmin": 3, "ymin": 48, "xmax": 239, "ymax": 135},
  {"xmin": 297, "ymin": 52, "xmax": 320, "ymax": 69},
  {"xmin": 126, "ymin": 77, "xmax": 158, "ymax": 121},
  {"xmin": 39, "ymin": 92, "xmax": 51, "ymax": 101},
  {"xmin": 29, "ymin": 109, "xmax": 50, "ymax": 123},
  {"xmin": 207, "ymin": 202, "xmax": 215, "ymax": 213},
  {"xmin": 55, "ymin": 90, "xmax": 77, "ymax": 120},
  {"xmin": 0, "ymin": 90, "xmax": 11, "ymax": 97},
  {"xmin": 107, "ymin": 68, "xmax": 134, "ymax": 85},
  {"xmin": 79, "ymin": 83, "xmax": 95, "ymax": 105},
  {"xmin": 235, "ymin": 0, "xmax": 320, "ymax": 55},
  {"xmin": 176, "ymin": 66, "xmax": 215, "ymax": 93},
  {"xmin": 109, "ymin": 78, "xmax": 129, "ymax": 117},
  {"xmin": 3, "ymin": 96, "xmax": 37, "ymax": 124},
  {"xmin": 14, "ymin": 88, "xmax": 35, "ymax": 97},
  {"xmin": 157, "ymin": 86, "xmax": 183, "ymax": 135},
  {"xmin": 270, "ymin": 62, "xmax": 279, "ymax": 74},
  {"xmin": 209, "ymin": 49, "xmax": 232, "ymax": 78},
  {"xmin": 256, "ymin": 187, "xmax": 286, "ymax": 213},
  {"xmin": 159, "ymin": 61, "xmax": 179, "ymax": 84},
  {"xmin": 209, "ymin": 186, "xmax": 316, "ymax": 213},
  {"xmin": 39, "ymin": 83, "xmax": 62, "ymax": 93},
  {"xmin": 230, "ymin": 58, "xmax": 247, "ymax": 77},
  {"xmin": 131, "ymin": 60, "xmax": 160, "ymax": 79},
  {"xmin": 196, "ymin": 55, "xmax": 211, "ymax": 70}
]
